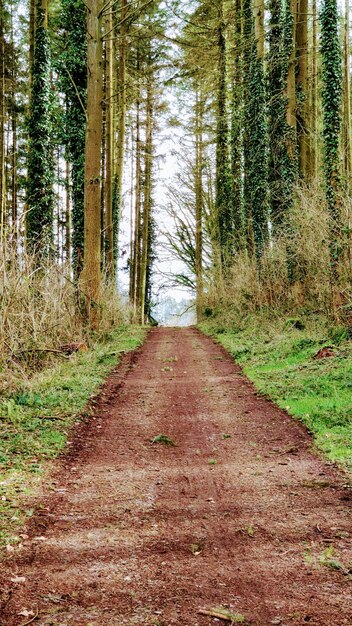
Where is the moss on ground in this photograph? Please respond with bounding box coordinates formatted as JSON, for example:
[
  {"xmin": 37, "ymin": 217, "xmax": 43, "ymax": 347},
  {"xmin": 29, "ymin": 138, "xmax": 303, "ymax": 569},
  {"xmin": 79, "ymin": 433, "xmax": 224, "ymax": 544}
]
[
  {"xmin": 0, "ymin": 325, "xmax": 146, "ymax": 548},
  {"xmin": 200, "ymin": 316, "xmax": 352, "ymax": 471}
]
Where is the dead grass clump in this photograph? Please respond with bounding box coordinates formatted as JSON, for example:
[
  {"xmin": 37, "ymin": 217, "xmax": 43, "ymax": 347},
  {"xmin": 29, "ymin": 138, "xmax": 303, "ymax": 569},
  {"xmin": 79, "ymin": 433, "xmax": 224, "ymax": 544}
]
[
  {"xmin": 0, "ymin": 245, "xmax": 126, "ymax": 380},
  {"xmin": 202, "ymin": 184, "xmax": 352, "ymax": 324}
]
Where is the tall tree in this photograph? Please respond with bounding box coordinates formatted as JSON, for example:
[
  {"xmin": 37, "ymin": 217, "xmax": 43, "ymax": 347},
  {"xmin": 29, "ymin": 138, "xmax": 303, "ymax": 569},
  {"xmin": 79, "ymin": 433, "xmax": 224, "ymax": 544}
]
[
  {"xmin": 268, "ymin": 0, "xmax": 297, "ymax": 232},
  {"xmin": 243, "ymin": 0, "xmax": 269, "ymax": 257},
  {"xmin": 215, "ymin": 0, "xmax": 232, "ymax": 267},
  {"xmin": 195, "ymin": 86, "xmax": 204, "ymax": 321},
  {"xmin": 342, "ymin": 0, "xmax": 352, "ymax": 188},
  {"xmin": 296, "ymin": 0, "xmax": 309, "ymax": 178},
  {"xmin": 321, "ymin": 0, "xmax": 342, "ymax": 264},
  {"xmin": 104, "ymin": 0, "xmax": 115, "ymax": 278},
  {"xmin": 26, "ymin": 0, "xmax": 54, "ymax": 257},
  {"xmin": 80, "ymin": 0, "xmax": 103, "ymax": 326},
  {"xmin": 0, "ymin": 1, "xmax": 6, "ymax": 237},
  {"xmin": 230, "ymin": 0, "xmax": 243, "ymax": 250},
  {"xmin": 59, "ymin": 0, "xmax": 87, "ymax": 276}
]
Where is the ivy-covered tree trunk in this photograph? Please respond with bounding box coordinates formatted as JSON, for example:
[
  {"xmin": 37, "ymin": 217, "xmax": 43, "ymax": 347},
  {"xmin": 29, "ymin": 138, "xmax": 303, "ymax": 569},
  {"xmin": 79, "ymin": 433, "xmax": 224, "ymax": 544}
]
[
  {"xmin": 215, "ymin": 1, "xmax": 232, "ymax": 268},
  {"xmin": 59, "ymin": 0, "xmax": 87, "ymax": 277},
  {"xmin": 321, "ymin": 0, "xmax": 342, "ymax": 264},
  {"xmin": 195, "ymin": 86, "xmax": 204, "ymax": 322},
  {"xmin": 26, "ymin": 0, "xmax": 54, "ymax": 257},
  {"xmin": 243, "ymin": 0, "xmax": 269, "ymax": 259},
  {"xmin": 268, "ymin": 0, "xmax": 297, "ymax": 233},
  {"xmin": 309, "ymin": 0, "xmax": 318, "ymax": 180},
  {"xmin": 342, "ymin": 0, "xmax": 352, "ymax": 189},
  {"xmin": 140, "ymin": 62, "xmax": 153, "ymax": 324},
  {"xmin": 230, "ymin": 0, "xmax": 243, "ymax": 251}
]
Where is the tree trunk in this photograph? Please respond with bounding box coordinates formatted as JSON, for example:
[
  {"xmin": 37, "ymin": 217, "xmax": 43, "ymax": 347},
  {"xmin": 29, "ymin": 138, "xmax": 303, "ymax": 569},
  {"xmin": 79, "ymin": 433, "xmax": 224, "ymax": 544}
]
[
  {"xmin": 105, "ymin": 3, "xmax": 115, "ymax": 278},
  {"xmin": 80, "ymin": 0, "xmax": 103, "ymax": 328},
  {"xmin": 309, "ymin": 0, "xmax": 318, "ymax": 180},
  {"xmin": 343, "ymin": 0, "xmax": 352, "ymax": 188},
  {"xmin": 26, "ymin": 0, "xmax": 54, "ymax": 257},
  {"xmin": 132, "ymin": 72, "xmax": 142, "ymax": 316},
  {"xmin": 195, "ymin": 87, "xmax": 204, "ymax": 323},
  {"xmin": 296, "ymin": 0, "xmax": 309, "ymax": 178},
  {"xmin": 231, "ymin": 0, "xmax": 243, "ymax": 250},
  {"xmin": 116, "ymin": 0, "xmax": 127, "ymax": 205},
  {"xmin": 65, "ymin": 159, "xmax": 71, "ymax": 264},
  {"xmin": 0, "ymin": 2, "xmax": 5, "ymax": 239},
  {"xmin": 216, "ymin": 0, "xmax": 231, "ymax": 268},
  {"xmin": 140, "ymin": 67, "xmax": 153, "ymax": 324},
  {"xmin": 254, "ymin": 0, "xmax": 265, "ymax": 58},
  {"xmin": 286, "ymin": 0, "xmax": 297, "ymax": 157}
]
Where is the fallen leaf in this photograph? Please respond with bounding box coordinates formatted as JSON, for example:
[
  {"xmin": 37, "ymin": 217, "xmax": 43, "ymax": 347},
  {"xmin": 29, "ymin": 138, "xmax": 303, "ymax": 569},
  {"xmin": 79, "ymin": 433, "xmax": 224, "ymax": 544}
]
[
  {"xmin": 18, "ymin": 609, "xmax": 35, "ymax": 618},
  {"xmin": 10, "ymin": 576, "xmax": 26, "ymax": 584}
]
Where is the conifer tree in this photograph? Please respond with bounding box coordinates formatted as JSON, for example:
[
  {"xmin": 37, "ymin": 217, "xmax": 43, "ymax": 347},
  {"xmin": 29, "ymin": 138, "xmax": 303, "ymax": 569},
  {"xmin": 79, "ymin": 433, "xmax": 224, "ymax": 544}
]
[{"xmin": 26, "ymin": 0, "xmax": 54, "ymax": 256}]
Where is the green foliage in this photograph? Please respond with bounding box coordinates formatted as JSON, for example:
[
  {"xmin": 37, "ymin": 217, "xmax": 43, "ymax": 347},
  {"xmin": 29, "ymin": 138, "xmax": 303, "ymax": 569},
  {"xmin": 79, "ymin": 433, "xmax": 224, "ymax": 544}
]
[
  {"xmin": 0, "ymin": 326, "xmax": 146, "ymax": 547},
  {"xmin": 151, "ymin": 434, "xmax": 176, "ymax": 446},
  {"xmin": 201, "ymin": 316, "xmax": 352, "ymax": 470},
  {"xmin": 320, "ymin": 0, "xmax": 342, "ymax": 254},
  {"xmin": 58, "ymin": 0, "xmax": 87, "ymax": 276},
  {"xmin": 26, "ymin": 1, "xmax": 55, "ymax": 256}
]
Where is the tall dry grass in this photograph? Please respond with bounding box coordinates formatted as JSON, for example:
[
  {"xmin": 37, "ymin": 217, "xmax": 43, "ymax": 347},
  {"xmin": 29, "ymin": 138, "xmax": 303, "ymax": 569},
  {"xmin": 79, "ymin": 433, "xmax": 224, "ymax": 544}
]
[
  {"xmin": 0, "ymin": 242, "xmax": 126, "ymax": 383},
  {"xmin": 204, "ymin": 185, "xmax": 352, "ymax": 325}
]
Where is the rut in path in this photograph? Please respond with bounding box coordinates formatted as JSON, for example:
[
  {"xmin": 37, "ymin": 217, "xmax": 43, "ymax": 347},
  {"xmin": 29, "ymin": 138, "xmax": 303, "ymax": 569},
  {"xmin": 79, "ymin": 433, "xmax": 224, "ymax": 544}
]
[{"xmin": 0, "ymin": 327, "xmax": 351, "ymax": 626}]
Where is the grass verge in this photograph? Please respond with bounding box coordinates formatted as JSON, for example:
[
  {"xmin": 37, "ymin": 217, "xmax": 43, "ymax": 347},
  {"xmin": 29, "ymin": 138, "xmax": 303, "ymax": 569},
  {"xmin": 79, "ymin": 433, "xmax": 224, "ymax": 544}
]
[
  {"xmin": 0, "ymin": 325, "xmax": 146, "ymax": 549},
  {"xmin": 199, "ymin": 316, "xmax": 352, "ymax": 472}
]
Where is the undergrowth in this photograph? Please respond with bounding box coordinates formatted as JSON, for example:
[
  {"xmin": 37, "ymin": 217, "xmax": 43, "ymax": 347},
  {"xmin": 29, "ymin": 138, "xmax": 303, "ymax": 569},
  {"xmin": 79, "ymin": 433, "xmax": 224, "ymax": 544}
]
[
  {"xmin": 200, "ymin": 314, "xmax": 352, "ymax": 471},
  {"xmin": 0, "ymin": 325, "xmax": 146, "ymax": 549}
]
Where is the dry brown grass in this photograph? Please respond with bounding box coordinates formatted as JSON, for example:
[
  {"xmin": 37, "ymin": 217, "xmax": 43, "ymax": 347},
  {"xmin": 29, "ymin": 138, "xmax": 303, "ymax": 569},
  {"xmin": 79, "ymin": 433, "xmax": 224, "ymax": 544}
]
[
  {"xmin": 204, "ymin": 185, "xmax": 352, "ymax": 325},
  {"xmin": 0, "ymin": 244, "xmax": 126, "ymax": 382}
]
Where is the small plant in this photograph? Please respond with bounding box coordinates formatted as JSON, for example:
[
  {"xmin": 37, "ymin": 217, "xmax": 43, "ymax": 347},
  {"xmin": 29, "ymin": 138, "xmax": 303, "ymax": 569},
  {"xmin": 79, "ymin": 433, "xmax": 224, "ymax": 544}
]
[
  {"xmin": 221, "ymin": 433, "xmax": 231, "ymax": 439},
  {"xmin": 208, "ymin": 458, "xmax": 217, "ymax": 465},
  {"xmin": 151, "ymin": 434, "xmax": 176, "ymax": 447}
]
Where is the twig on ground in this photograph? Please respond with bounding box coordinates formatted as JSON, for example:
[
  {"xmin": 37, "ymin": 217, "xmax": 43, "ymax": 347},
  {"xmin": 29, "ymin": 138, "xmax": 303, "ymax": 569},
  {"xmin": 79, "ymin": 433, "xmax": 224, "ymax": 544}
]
[{"xmin": 20, "ymin": 607, "xmax": 39, "ymax": 626}]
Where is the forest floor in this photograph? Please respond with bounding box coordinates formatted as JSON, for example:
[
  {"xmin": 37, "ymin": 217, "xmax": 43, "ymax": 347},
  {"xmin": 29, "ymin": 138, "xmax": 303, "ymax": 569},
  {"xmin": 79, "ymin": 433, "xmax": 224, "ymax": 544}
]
[{"xmin": 0, "ymin": 327, "xmax": 351, "ymax": 626}]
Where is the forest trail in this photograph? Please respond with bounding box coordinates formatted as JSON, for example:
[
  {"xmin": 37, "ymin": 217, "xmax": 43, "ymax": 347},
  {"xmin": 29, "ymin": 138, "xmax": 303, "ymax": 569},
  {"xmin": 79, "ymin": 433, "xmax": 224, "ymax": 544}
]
[{"xmin": 1, "ymin": 327, "xmax": 351, "ymax": 626}]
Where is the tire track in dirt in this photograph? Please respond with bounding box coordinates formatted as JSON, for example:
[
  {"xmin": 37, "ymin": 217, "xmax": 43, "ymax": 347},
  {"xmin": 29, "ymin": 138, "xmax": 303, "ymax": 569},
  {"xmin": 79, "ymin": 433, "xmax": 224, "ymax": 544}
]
[{"xmin": 0, "ymin": 327, "xmax": 351, "ymax": 625}]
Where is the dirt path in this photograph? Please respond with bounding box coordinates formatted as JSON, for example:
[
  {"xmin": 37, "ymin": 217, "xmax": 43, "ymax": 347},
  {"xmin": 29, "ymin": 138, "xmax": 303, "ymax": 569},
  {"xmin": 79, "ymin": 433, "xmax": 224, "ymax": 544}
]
[{"xmin": 1, "ymin": 327, "xmax": 351, "ymax": 626}]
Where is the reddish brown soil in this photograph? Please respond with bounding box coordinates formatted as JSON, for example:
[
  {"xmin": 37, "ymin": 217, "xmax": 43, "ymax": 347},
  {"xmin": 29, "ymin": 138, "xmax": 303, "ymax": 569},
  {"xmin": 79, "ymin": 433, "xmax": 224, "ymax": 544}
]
[{"xmin": 1, "ymin": 327, "xmax": 351, "ymax": 626}]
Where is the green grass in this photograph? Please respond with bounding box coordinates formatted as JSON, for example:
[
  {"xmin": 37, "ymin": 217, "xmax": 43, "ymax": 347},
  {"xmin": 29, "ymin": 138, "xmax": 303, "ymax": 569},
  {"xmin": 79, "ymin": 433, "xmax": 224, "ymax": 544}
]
[
  {"xmin": 0, "ymin": 325, "xmax": 146, "ymax": 548},
  {"xmin": 200, "ymin": 316, "xmax": 352, "ymax": 471}
]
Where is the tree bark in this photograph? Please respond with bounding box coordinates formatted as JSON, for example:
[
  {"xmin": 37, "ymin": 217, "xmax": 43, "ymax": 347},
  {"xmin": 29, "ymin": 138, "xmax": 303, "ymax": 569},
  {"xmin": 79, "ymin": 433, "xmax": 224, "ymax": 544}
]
[
  {"xmin": 0, "ymin": 2, "xmax": 5, "ymax": 238},
  {"xmin": 343, "ymin": 0, "xmax": 352, "ymax": 188},
  {"xmin": 105, "ymin": 3, "xmax": 115, "ymax": 277},
  {"xmin": 309, "ymin": 0, "xmax": 318, "ymax": 180},
  {"xmin": 81, "ymin": 0, "xmax": 103, "ymax": 328},
  {"xmin": 116, "ymin": 0, "xmax": 127, "ymax": 202},
  {"xmin": 140, "ymin": 67, "xmax": 153, "ymax": 324},
  {"xmin": 296, "ymin": 0, "xmax": 309, "ymax": 178},
  {"xmin": 286, "ymin": 0, "xmax": 297, "ymax": 157},
  {"xmin": 195, "ymin": 87, "xmax": 203, "ymax": 323}
]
